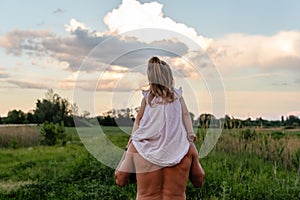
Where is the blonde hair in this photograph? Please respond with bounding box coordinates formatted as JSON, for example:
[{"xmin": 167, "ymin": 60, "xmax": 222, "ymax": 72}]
[{"xmin": 147, "ymin": 56, "xmax": 175, "ymax": 105}]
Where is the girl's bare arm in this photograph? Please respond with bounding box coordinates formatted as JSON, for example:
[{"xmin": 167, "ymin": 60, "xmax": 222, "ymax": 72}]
[
  {"xmin": 180, "ymin": 97, "xmax": 196, "ymax": 142},
  {"xmin": 126, "ymin": 97, "xmax": 147, "ymax": 148},
  {"xmin": 132, "ymin": 97, "xmax": 146, "ymax": 133}
]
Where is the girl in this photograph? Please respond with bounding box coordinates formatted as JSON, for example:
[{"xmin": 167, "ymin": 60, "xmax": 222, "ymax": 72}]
[{"xmin": 129, "ymin": 56, "xmax": 196, "ymax": 166}]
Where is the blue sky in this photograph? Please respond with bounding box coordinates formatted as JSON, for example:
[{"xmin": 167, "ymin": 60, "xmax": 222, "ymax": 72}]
[
  {"xmin": 2, "ymin": 0, "xmax": 299, "ymax": 36},
  {"xmin": 0, "ymin": 0, "xmax": 300, "ymax": 119}
]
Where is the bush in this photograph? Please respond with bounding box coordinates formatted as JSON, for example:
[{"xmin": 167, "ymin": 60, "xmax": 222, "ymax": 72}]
[
  {"xmin": 40, "ymin": 121, "xmax": 66, "ymax": 146},
  {"xmin": 8, "ymin": 137, "xmax": 19, "ymax": 149}
]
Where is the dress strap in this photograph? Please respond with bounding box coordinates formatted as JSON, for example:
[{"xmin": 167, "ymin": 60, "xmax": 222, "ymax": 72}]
[
  {"xmin": 142, "ymin": 90, "xmax": 150, "ymax": 97},
  {"xmin": 173, "ymin": 87, "xmax": 183, "ymax": 98},
  {"xmin": 142, "ymin": 90, "xmax": 150, "ymax": 104}
]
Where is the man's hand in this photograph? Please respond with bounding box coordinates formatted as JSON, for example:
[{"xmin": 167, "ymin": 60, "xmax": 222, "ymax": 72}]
[
  {"xmin": 115, "ymin": 144, "xmax": 135, "ymax": 187},
  {"xmin": 115, "ymin": 169, "xmax": 130, "ymax": 187},
  {"xmin": 189, "ymin": 144, "xmax": 205, "ymax": 187}
]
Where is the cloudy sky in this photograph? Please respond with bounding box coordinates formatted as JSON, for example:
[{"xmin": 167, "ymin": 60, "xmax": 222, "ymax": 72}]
[{"xmin": 1, "ymin": 0, "xmax": 300, "ymax": 120}]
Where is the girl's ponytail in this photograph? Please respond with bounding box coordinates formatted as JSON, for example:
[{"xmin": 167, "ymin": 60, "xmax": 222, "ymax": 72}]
[{"xmin": 147, "ymin": 56, "xmax": 175, "ymax": 106}]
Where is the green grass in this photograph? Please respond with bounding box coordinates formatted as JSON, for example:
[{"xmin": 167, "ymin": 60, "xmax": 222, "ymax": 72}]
[
  {"xmin": 199, "ymin": 151, "xmax": 300, "ymax": 199},
  {"xmin": 0, "ymin": 145, "xmax": 84, "ymax": 182},
  {"xmin": 0, "ymin": 127, "xmax": 300, "ymax": 199},
  {"xmin": 0, "ymin": 143, "xmax": 136, "ymax": 200}
]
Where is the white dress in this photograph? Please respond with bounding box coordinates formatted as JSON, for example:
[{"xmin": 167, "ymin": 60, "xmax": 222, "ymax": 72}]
[{"xmin": 131, "ymin": 87, "xmax": 190, "ymax": 167}]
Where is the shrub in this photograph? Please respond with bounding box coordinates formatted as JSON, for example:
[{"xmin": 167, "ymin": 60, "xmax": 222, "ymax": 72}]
[
  {"xmin": 8, "ymin": 137, "xmax": 19, "ymax": 149},
  {"xmin": 40, "ymin": 121, "xmax": 66, "ymax": 146}
]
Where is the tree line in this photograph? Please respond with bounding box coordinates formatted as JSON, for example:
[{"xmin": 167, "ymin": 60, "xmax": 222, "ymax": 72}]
[
  {"xmin": 0, "ymin": 89, "xmax": 75, "ymax": 126},
  {"xmin": 0, "ymin": 89, "xmax": 299, "ymax": 129},
  {"xmin": 197, "ymin": 113, "xmax": 300, "ymax": 129}
]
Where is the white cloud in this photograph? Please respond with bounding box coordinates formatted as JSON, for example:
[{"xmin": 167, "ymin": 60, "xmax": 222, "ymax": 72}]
[
  {"xmin": 208, "ymin": 31, "xmax": 300, "ymax": 70},
  {"xmin": 103, "ymin": 0, "xmax": 212, "ymax": 49},
  {"xmin": 65, "ymin": 19, "xmax": 91, "ymax": 33}
]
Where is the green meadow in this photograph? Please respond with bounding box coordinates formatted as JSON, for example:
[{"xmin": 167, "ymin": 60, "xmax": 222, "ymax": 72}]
[{"xmin": 0, "ymin": 126, "xmax": 300, "ymax": 199}]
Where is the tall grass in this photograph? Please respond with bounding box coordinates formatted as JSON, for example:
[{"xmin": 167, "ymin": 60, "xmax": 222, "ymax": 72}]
[
  {"xmin": 197, "ymin": 128, "xmax": 300, "ymax": 172},
  {"xmin": 0, "ymin": 126, "xmax": 40, "ymax": 148},
  {"xmin": 0, "ymin": 126, "xmax": 82, "ymax": 149}
]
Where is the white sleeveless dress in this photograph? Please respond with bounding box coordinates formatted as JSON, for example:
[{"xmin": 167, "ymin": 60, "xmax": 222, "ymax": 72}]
[{"xmin": 131, "ymin": 87, "xmax": 190, "ymax": 167}]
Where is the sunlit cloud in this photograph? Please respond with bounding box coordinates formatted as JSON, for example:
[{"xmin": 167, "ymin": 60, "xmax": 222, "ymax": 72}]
[
  {"xmin": 0, "ymin": 29, "xmax": 52, "ymax": 56},
  {"xmin": 208, "ymin": 31, "xmax": 300, "ymax": 70},
  {"xmin": 58, "ymin": 70, "xmax": 146, "ymax": 92}
]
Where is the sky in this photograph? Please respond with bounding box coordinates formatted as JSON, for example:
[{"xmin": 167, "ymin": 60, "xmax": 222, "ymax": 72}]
[{"xmin": 0, "ymin": 0, "xmax": 300, "ymax": 120}]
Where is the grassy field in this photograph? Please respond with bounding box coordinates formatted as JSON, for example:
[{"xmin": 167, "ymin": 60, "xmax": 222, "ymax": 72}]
[{"xmin": 0, "ymin": 126, "xmax": 300, "ymax": 199}]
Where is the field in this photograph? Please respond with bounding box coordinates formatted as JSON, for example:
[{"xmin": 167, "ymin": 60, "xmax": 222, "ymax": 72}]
[{"xmin": 0, "ymin": 126, "xmax": 300, "ymax": 199}]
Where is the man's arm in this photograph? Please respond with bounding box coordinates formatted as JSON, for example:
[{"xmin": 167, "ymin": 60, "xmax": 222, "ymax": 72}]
[
  {"xmin": 180, "ymin": 97, "xmax": 196, "ymax": 142},
  {"xmin": 115, "ymin": 144, "xmax": 135, "ymax": 187},
  {"xmin": 189, "ymin": 144, "xmax": 205, "ymax": 187}
]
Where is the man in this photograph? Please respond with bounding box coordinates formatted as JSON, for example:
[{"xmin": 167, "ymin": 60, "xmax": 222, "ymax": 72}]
[
  {"xmin": 115, "ymin": 57, "xmax": 205, "ymax": 199},
  {"xmin": 115, "ymin": 142, "xmax": 205, "ymax": 200}
]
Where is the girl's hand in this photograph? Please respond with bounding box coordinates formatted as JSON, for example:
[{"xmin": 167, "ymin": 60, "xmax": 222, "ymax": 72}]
[
  {"xmin": 188, "ymin": 133, "xmax": 197, "ymax": 143},
  {"xmin": 193, "ymin": 136, "xmax": 197, "ymax": 142}
]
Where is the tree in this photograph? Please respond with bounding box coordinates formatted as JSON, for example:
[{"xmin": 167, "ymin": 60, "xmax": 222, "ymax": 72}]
[
  {"xmin": 281, "ymin": 116, "xmax": 285, "ymax": 123},
  {"xmin": 98, "ymin": 108, "xmax": 135, "ymax": 126},
  {"xmin": 285, "ymin": 115, "xmax": 300, "ymax": 127},
  {"xmin": 34, "ymin": 89, "xmax": 74, "ymax": 126},
  {"xmin": 224, "ymin": 115, "xmax": 231, "ymax": 129},
  {"xmin": 6, "ymin": 109, "xmax": 25, "ymax": 124},
  {"xmin": 197, "ymin": 113, "xmax": 216, "ymax": 128},
  {"xmin": 25, "ymin": 112, "xmax": 35, "ymax": 124},
  {"xmin": 82, "ymin": 110, "xmax": 90, "ymax": 118}
]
